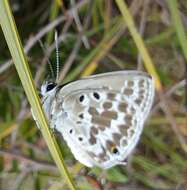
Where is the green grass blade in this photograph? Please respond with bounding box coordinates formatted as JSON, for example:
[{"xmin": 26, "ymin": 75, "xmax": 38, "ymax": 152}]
[
  {"xmin": 0, "ymin": 1, "xmax": 76, "ymax": 189},
  {"xmin": 46, "ymin": 0, "xmax": 60, "ymax": 45},
  {"xmin": 167, "ymin": 0, "xmax": 187, "ymax": 61}
]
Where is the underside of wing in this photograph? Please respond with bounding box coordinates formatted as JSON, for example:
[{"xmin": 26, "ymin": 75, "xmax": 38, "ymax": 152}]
[{"xmin": 55, "ymin": 71, "xmax": 155, "ymax": 168}]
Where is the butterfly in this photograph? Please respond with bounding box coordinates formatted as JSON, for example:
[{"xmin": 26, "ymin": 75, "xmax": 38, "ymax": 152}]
[{"xmin": 37, "ymin": 70, "xmax": 155, "ymax": 169}]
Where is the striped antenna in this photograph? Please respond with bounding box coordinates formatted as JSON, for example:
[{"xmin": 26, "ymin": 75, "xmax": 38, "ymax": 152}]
[
  {"xmin": 55, "ymin": 31, "xmax": 60, "ymax": 82},
  {"xmin": 38, "ymin": 40, "xmax": 55, "ymax": 80}
]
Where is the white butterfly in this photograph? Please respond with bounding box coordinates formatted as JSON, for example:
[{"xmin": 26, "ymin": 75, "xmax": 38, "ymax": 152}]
[{"xmin": 37, "ymin": 70, "xmax": 154, "ymax": 169}]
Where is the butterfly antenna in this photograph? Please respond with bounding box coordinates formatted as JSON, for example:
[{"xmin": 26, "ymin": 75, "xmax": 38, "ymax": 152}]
[
  {"xmin": 38, "ymin": 40, "xmax": 55, "ymax": 80},
  {"xmin": 55, "ymin": 31, "xmax": 60, "ymax": 83}
]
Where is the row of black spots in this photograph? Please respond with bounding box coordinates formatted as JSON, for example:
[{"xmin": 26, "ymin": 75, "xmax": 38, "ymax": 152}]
[
  {"xmin": 78, "ymin": 92, "xmax": 101, "ymax": 104},
  {"xmin": 68, "ymin": 128, "xmax": 84, "ymax": 142},
  {"xmin": 68, "ymin": 111, "xmax": 84, "ymax": 142},
  {"xmin": 123, "ymin": 79, "xmax": 147, "ymax": 99},
  {"xmin": 103, "ymin": 99, "xmax": 130, "ymax": 114}
]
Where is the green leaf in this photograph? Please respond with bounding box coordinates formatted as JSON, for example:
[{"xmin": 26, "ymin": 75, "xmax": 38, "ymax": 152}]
[{"xmin": 106, "ymin": 168, "xmax": 128, "ymax": 183}]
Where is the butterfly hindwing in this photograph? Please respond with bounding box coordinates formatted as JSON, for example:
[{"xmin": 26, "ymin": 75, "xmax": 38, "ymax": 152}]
[{"xmin": 51, "ymin": 71, "xmax": 154, "ymax": 168}]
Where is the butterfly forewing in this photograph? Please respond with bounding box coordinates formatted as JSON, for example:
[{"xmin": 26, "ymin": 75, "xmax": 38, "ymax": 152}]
[{"xmin": 45, "ymin": 71, "xmax": 154, "ymax": 168}]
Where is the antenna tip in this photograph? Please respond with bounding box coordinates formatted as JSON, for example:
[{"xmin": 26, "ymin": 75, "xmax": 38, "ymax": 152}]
[{"xmin": 55, "ymin": 30, "xmax": 58, "ymax": 41}]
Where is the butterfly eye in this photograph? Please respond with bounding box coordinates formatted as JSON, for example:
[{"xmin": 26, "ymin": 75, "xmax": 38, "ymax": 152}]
[{"xmin": 46, "ymin": 83, "xmax": 56, "ymax": 92}]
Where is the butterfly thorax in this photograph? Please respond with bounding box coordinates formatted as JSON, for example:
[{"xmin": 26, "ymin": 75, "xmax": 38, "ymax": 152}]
[{"xmin": 41, "ymin": 81, "xmax": 65, "ymax": 123}]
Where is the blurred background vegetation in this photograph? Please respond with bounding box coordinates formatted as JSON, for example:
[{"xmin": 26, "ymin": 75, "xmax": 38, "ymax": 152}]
[{"xmin": 0, "ymin": 0, "xmax": 187, "ymax": 189}]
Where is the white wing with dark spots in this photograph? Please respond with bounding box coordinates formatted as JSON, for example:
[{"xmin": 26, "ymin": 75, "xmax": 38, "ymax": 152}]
[{"xmin": 39, "ymin": 71, "xmax": 155, "ymax": 169}]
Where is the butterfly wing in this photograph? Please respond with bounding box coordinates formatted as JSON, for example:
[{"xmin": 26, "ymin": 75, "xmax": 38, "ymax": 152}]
[{"xmin": 52, "ymin": 71, "xmax": 154, "ymax": 168}]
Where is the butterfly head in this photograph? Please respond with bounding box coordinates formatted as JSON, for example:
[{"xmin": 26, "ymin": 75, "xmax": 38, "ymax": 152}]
[{"xmin": 41, "ymin": 81, "xmax": 57, "ymax": 96}]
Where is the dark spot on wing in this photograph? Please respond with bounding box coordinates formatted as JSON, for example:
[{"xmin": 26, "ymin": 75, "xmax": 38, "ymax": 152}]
[
  {"xmin": 89, "ymin": 134, "xmax": 97, "ymax": 145},
  {"xmin": 88, "ymin": 107, "xmax": 99, "ymax": 115},
  {"xmin": 124, "ymin": 114, "xmax": 132, "ymax": 125},
  {"xmin": 103, "ymin": 101, "xmax": 112, "ymax": 109},
  {"xmin": 78, "ymin": 137, "xmax": 83, "ymax": 141},
  {"xmin": 91, "ymin": 126, "xmax": 98, "ymax": 135},
  {"xmin": 98, "ymin": 125, "xmax": 107, "ymax": 131},
  {"xmin": 98, "ymin": 151, "xmax": 107, "ymax": 161},
  {"xmin": 118, "ymin": 125, "xmax": 129, "ymax": 136},
  {"xmin": 112, "ymin": 147, "xmax": 119, "ymax": 154},
  {"xmin": 139, "ymin": 89, "xmax": 145, "ymax": 95},
  {"xmin": 107, "ymin": 93, "xmax": 116, "ymax": 100},
  {"xmin": 139, "ymin": 79, "xmax": 145, "ymax": 87},
  {"xmin": 127, "ymin": 81, "xmax": 134, "ymax": 87},
  {"xmin": 112, "ymin": 133, "xmax": 122, "ymax": 146},
  {"xmin": 79, "ymin": 113, "xmax": 84, "ymax": 119},
  {"xmin": 92, "ymin": 117, "xmax": 111, "ymax": 128},
  {"xmin": 79, "ymin": 95, "xmax": 85, "ymax": 102},
  {"xmin": 93, "ymin": 92, "xmax": 100, "ymax": 100},
  {"xmin": 123, "ymin": 88, "xmax": 133, "ymax": 95},
  {"xmin": 130, "ymin": 106, "xmax": 136, "ymax": 113},
  {"xmin": 106, "ymin": 140, "xmax": 115, "ymax": 152},
  {"xmin": 101, "ymin": 111, "xmax": 118, "ymax": 120},
  {"xmin": 129, "ymin": 129, "xmax": 135, "ymax": 137},
  {"xmin": 121, "ymin": 139, "xmax": 127, "ymax": 146},
  {"xmin": 118, "ymin": 102, "xmax": 128, "ymax": 112},
  {"xmin": 135, "ymin": 98, "xmax": 142, "ymax": 105}
]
